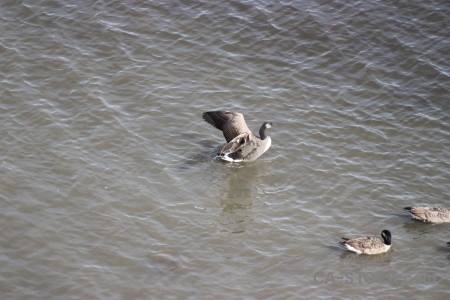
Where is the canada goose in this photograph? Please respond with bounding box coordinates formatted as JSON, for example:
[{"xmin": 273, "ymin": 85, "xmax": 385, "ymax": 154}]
[
  {"xmin": 404, "ymin": 206, "xmax": 450, "ymax": 223},
  {"xmin": 340, "ymin": 230, "xmax": 392, "ymax": 255},
  {"xmin": 202, "ymin": 111, "xmax": 273, "ymax": 162}
]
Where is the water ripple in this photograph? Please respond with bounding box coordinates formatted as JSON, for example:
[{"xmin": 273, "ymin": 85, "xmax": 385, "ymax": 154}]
[{"xmin": 1, "ymin": 0, "xmax": 449, "ymax": 299}]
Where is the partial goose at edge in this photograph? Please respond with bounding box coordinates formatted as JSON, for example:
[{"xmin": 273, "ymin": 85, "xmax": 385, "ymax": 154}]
[{"xmin": 404, "ymin": 206, "xmax": 450, "ymax": 223}]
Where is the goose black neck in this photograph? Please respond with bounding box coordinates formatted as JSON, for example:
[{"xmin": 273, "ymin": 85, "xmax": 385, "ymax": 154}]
[
  {"xmin": 382, "ymin": 230, "xmax": 392, "ymax": 245},
  {"xmin": 259, "ymin": 123, "xmax": 268, "ymax": 140}
]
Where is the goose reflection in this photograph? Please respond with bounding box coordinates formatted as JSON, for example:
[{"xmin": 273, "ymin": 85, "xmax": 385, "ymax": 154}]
[{"xmin": 217, "ymin": 162, "xmax": 271, "ymax": 234}]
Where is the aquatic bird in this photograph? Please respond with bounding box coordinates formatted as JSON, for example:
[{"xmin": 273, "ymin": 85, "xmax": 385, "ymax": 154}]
[
  {"xmin": 404, "ymin": 206, "xmax": 450, "ymax": 223},
  {"xmin": 202, "ymin": 111, "xmax": 273, "ymax": 162},
  {"xmin": 340, "ymin": 230, "xmax": 392, "ymax": 255}
]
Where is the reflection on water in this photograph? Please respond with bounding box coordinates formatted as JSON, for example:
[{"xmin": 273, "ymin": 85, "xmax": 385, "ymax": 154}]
[
  {"xmin": 217, "ymin": 162, "xmax": 271, "ymax": 233},
  {"xmin": 148, "ymin": 252, "xmax": 187, "ymax": 275}
]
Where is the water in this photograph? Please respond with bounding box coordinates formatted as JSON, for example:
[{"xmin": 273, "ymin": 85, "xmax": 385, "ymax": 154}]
[{"xmin": 1, "ymin": 0, "xmax": 449, "ymax": 299}]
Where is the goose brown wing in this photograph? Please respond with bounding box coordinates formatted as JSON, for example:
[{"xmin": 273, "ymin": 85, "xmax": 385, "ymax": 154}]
[
  {"xmin": 219, "ymin": 133, "xmax": 251, "ymax": 154},
  {"xmin": 420, "ymin": 207, "xmax": 450, "ymax": 222},
  {"xmin": 346, "ymin": 237, "xmax": 384, "ymax": 250},
  {"xmin": 425, "ymin": 206, "xmax": 449, "ymax": 215},
  {"xmin": 203, "ymin": 111, "xmax": 252, "ymax": 142}
]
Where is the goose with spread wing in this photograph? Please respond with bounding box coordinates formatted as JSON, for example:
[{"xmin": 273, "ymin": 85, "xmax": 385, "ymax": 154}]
[{"xmin": 202, "ymin": 111, "xmax": 273, "ymax": 162}]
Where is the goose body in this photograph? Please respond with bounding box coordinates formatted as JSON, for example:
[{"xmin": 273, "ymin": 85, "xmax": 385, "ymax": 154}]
[
  {"xmin": 202, "ymin": 111, "xmax": 273, "ymax": 162},
  {"xmin": 404, "ymin": 206, "xmax": 450, "ymax": 223},
  {"xmin": 340, "ymin": 230, "xmax": 392, "ymax": 255}
]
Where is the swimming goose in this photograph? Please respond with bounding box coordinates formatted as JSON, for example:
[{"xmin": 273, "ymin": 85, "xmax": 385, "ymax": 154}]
[
  {"xmin": 202, "ymin": 111, "xmax": 273, "ymax": 162},
  {"xmin": 404, "ymin": 206, "xmax": 450, "ymax": 223},
  {"xmin": 340, "ymin": 230, "xmax": 392, "ymax": 255}
]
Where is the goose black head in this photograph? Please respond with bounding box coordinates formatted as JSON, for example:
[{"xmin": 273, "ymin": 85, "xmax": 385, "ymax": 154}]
[{"xmin": 381, "ymin": 230, "xmax": 392, "ymax": 245}]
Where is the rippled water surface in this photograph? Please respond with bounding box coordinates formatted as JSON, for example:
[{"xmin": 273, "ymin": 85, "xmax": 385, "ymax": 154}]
[{"xmin": 1, "ymin": 0, "xmax": 449, "ymax": 299}]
